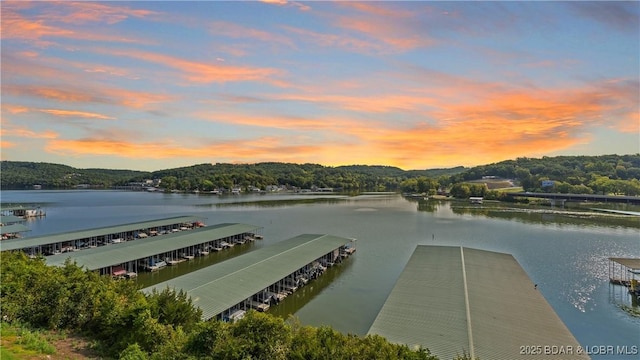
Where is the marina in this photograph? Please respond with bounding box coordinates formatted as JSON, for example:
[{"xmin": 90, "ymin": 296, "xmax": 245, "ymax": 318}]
[
  {"xmin": 0, "ymin": 215, "xmax": 206, "ymax": 255},
  {"xmin": 44, "ymin": 223, "xmax": 262, "ymax": 277},
  {"xmin": 368, "ymin": 246, "xmax": 590, "ymax": 360},
  {"xmin": 143, "ymin": 233, "xmax": 356, "ymax": 321},
  {"xmin": 1, "ymin": 190, "xmax": 638, "ymax": 358}
]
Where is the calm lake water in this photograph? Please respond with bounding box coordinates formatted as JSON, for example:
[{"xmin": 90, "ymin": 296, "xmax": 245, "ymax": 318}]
[{"xmin": 2, "ymin": 190, "xmax": 639, "ymax": 358}]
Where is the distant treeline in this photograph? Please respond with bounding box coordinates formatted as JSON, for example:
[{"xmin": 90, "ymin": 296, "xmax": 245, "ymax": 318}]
[{"xmin": 2, "ymin": 154, "xmax": 639, "ymax": 196}]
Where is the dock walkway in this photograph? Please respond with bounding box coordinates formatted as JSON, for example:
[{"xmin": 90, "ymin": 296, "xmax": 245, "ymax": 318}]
[{"xmin": 368, "ymin": 246, "xmax": 589, "ymax": 360}]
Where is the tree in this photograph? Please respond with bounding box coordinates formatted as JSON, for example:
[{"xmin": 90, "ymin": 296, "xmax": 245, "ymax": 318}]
[
  {"xmin": 450, "ymin": 183, "xmax": 471, "ymax": 199},
  {"xmin": 147, "ymin": 287, "xmax": 202, "ymax": 332},
  {"xmin": 229, "ymin": 310, "xmax": 291, "ymax": 360}
]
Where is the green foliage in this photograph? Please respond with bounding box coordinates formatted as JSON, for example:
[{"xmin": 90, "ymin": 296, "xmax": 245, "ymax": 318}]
[
  {"xmin": 119, "ymin": 343, "xmax": 148, "ymax": 360},
  {"xmin": 1, "ymin": 160, "xmax": 465, "ymax": 192},
  {"xmin": 0, "ymin": 161, "xmax": 149, "ymax": 189},
  {"xmin": 3, "ymin": 155, "xmax": 638, "ymax": 195},
  {"xmin": 450, "ymin": 154, "xmax": 640, "ymax": 196},
  {"xmin": 15, "ymin": 328, "xmax": 56, "ymax": 355},
  {"xmin": 147, "ymin": 287, "xmax": 202, "ymax": 332}
]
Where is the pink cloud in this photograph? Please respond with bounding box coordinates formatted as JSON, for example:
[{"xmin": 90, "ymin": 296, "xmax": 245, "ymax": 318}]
[
  {"xmin": 210, "ymin": 21, "xmax": 294, "ymax": 47},
  {"xmin": 100, "ymin": 48, "xmax": 281, "ymax": 84},
  {"xmin": 1, "ymin": 125, "xmax": 59, "ymax": 140},
  {"xmin": 1, "ymin": 4, "xmax": 154, "ymax": 46},
  {"xmin": 38, "ymin": 109, "xmax": 115, "ymax": 120}
]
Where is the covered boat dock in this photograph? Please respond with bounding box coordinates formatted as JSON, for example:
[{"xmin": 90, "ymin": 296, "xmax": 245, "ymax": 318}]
[
  {"xmin": 1, "ymin": 223, "xmax": 31, "ymax": 240},
  {"xmin": 368, "ymin": 246, "xmax": 589, "ymax": 360},
  {"xmin": 608, "ymin": 257, "xmax": 640, "ymax": 301},
  {"xmin": 0, "ymin": 215, "xmax": 205, "ymax": 255},
  {"xmin": 45, "ymin": 223, "xmax": 262, "ymax": 276},
  {"xmin": 143, "ymin": 234, "xmax": 356, "ymax": 321}
]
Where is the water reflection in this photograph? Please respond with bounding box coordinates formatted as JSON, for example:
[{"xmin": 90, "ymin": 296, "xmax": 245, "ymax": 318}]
[
  {"xmin": 136, "ymin": 241, "xmax": 259, "ymax": 288},
  {"xmin": 270, "ymin": 258, "xmax": 354, "ymax": 320},
  {"xmin": 196, "ymin": 197, "xmax": 348, "ymax": 208},
  {"xmin": 410, "ymin": 199, "xmax": 640, "ymax": 229}
]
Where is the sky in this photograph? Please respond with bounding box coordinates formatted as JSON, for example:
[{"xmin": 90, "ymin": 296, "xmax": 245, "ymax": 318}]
[{"xmin": 1, "ymin": 1, "xmax": 639, "ymax": 171}]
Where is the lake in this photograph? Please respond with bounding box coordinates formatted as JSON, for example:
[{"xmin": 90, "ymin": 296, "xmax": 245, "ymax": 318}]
[{"xmin": 2, "ymin": 190, "xmax": 639, "ymax": 359}]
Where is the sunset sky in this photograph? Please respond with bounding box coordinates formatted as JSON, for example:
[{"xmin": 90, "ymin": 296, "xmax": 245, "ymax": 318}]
[{"xmin": 1, "ymin": 1, "xmax": 638, "ymax": 171}]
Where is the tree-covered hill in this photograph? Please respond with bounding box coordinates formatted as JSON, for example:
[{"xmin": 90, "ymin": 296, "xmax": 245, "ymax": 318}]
[
  {"xmin": 448, "ymin": 154, "xmax": 640, "ymax": 196},
  {"xmin": 0, "ymin": 161, "xmax": 150, "ymax": 189},
  {"xmin": 2, "ymin": 154, "xmax": 639, "ymax": 195},
  {"xmin": 1, "ymin": 161, "xmax": 466, "ymax": 192}
]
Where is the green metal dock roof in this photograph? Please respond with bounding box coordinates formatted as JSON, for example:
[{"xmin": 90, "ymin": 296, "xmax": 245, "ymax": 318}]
[
  {"xmin": 1, "ymin": 224, "xmax": 31, "ymax": 235},
  {"xmin": 143, "ymin": 234, "xmax": 352, "ymax": 320},
  {"xmin": 368, "ymin": 246, "xmax": 589, "ymax": 360},
  {"xmin": 0, "ymin": 215, "xmax": 202, "ymax": 251},
  {"xmin": 45, "ymin": 223, "xmax": 260, "ymax": 270},
  {"xmin": 1, "ymin": 215, "xmax": 26, "ymax": 224}
]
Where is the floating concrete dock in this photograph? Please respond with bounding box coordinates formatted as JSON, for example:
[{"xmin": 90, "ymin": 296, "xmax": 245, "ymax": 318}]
[
  {"xmin": 45, "ymin": 223, "xmax": 262, "ymax": 276},
  {"xmin": 368, "ymin": 246, "xmax": 589, "ymax": 360},
  {"xmin": 143, "ymin": 234, "xmax": 356, "ymax": 321},
  {"xmin": 0, "ymin": 215, "xmax": 205, "ymax": 255}
]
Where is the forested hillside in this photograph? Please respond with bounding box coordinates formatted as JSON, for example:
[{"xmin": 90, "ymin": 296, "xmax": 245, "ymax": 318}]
[
  {"xmin": 398, "ymin": 154, "xmax": 640, "ymax": 198},
  {"xmin": 449, "ymin": 154, "xmax": 640, "ymax": 196},
  {"xmin": 0, "ymin": 161, "xmax": 150, "ymax": 189},
  {"xmin": 0, "ymin": 161, "xmax": 464, "ymax": 192},
  {"xmin": 2, "ymin": 154, "xmax": 639, "ymax": 196}
]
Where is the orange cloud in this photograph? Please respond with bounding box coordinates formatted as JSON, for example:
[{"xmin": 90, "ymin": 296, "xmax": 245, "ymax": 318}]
[
  {"xmin": 335, "ymin": 17, "xmax": 435, "ymax": 51},
  {"xmin": 0, "ymin": 140, "xmax": 17, "ymax": 149},
  {"xmin": 267, "ymin": 91, "xmax": 437, "ymax": 113},
  {"xmin": 3, "ymin": 105, "xmax": 30, "ymax": 114},
  {"xmin": 1, "ymin": 125, "xmax": 59, "ymax": 140},
  {"xmin": 102, "ymin": 49, "xmax": 281, "ymax": 84},
  {"xmin": 3, "ymin": 84, "xmax": 174, "ymax": 109},
  {"xmin": 282, "ymin": 25, "xmax": 387, "ymax": 53},
  {"xmin": 339, "ymin": 2, "xmax": 416, "ymax": 18},
  {"xmin": 48, "ymin": 1, "xmax": 159, "ymax": 25},
  {"xmin": 210, "ymin": 21, "xmax": 294, "ymax": 47},
  {"xmin": 260, "ymin": 0, "xmax": 311, "ymax": 11},
  {"xmin": 38, "ymin": 109, "xmax": 115, "ymax": 120},
  {"xmin": 0, "ymin": 6, "xmax": 150, "ymax": 45},
  {"xmin": 44, "ymin": 136, "xmax": 325, "ymax": 164}
]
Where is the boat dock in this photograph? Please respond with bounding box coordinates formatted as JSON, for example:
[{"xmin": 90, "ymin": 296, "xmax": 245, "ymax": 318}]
[
  {"xmin": 0, "ymin": 215, "xmax": 209, "ymax": 255},
  {"xmin": 1, "ymin": 214, "xmax": 30, "ymax": 240},
  {"xmin": 368, "ymin": 246, "xmax": 589, "ymax": 360},
  {"xmin": 44, "ymin": 223, "xmax": 262, "ymax": 277},
  {"xmin": 142, "ymin": 234, "xmax": 357, "ymax": 321},
  {"xmin": 0, "ymin": 205, "xmax": 46, "ymax": 218},
  {"xmin": 608, "ymin": 257, "xmax": 640, "ymax": 300}
]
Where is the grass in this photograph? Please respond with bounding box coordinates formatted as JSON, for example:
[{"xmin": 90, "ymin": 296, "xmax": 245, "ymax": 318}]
[
  {"xmin": 0, "ymin": 322, "xmax": 57, "ymax": 357},
  {"xmin": 0, "ymin": 346, "xmax": 20, "ymax": 360},
  {"xmin": 16, "ymin": 329, "xmax": 57, "ymax": 354}
]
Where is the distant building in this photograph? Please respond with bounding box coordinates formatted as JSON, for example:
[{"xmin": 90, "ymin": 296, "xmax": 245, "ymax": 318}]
[
  {"xmin": 469, "ymin": 197, "xmax": 483, "ymax": 204},
  {"xmin": 265, "ymin": 185, "xmax": 280, "ymax": 192},
  {"xmin": 541, "ymin": 180, "xmax": 555, "ymax": 188}
]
